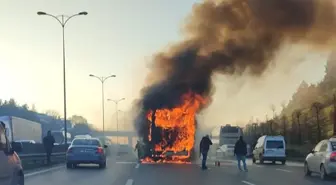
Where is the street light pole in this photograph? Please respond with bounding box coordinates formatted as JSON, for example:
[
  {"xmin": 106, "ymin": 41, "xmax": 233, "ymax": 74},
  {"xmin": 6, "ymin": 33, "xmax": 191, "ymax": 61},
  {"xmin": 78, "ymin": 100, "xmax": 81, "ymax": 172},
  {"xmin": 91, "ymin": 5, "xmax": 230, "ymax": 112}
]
[
  {"xmin": 89, "ymin": 74, "xmax": 116, "ymax": 136},
  {"xmin": 37, "ymin": 11, "xmax": 88, "ymax": 144},
  {"xmin": 107, "ymin": 98, "xmax": 125, "ymax": 144}
]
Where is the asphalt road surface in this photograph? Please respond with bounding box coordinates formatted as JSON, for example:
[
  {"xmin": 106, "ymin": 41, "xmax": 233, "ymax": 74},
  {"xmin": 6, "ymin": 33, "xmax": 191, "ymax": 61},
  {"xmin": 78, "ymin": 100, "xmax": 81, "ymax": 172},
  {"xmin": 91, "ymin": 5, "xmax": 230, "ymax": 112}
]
[{"xmin": 25, "ymin": 155, "xmax": 335, "ymax": 185}]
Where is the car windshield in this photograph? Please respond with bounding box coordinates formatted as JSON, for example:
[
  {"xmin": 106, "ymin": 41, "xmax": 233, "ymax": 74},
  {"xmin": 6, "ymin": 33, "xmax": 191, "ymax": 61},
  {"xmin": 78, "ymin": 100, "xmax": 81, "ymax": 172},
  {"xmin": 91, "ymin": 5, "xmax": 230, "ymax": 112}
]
[
  {"xmin": 266, "ymin": 140, "xmax": 284, "ymax": 149},
  {"xmin": 72, "ymin": 139, "xmax": 101, "ymax": 146},
  {"xmin": 331, "ymin": 141, "xmax": 336, "ymax": 151}
]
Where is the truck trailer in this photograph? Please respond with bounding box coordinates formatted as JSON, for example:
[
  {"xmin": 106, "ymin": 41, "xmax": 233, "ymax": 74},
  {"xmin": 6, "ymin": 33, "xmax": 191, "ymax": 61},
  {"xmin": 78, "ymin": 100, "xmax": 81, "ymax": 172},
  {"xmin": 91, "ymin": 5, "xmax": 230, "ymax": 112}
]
[{"xmin": 0, "ymin": 116, "xmax": 42, "ymax": 143}]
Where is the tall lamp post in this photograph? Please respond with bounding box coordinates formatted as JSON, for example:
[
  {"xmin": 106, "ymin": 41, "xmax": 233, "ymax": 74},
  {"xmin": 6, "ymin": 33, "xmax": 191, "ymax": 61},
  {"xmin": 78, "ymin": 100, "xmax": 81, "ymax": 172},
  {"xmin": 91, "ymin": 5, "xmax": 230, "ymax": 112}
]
[
  {"xmin": 107, "ymin": 98, "xmax": 125, "ymax": 144},
  {"xmin": 37, "ymin": 11, "xmax": 88, "ymax": 144},
  {"xmin": 89, "ymin": 74, "xmax": 116, "ymax": 136}
]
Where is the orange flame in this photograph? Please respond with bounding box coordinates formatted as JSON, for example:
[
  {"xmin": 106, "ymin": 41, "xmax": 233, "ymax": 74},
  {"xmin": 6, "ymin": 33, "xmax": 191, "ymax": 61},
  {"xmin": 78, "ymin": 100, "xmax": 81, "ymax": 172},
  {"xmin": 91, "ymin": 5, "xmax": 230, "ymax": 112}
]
[{"xmin": 146, "ymin": 91, "xmax": 207, "ymax": 163}]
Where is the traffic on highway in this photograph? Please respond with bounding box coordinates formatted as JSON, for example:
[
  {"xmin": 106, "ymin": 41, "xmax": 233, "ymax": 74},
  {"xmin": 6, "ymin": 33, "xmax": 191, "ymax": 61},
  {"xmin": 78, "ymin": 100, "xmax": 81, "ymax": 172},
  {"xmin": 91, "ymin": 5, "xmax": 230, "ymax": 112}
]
[
  {"xmin": 23, "ymin": 141, "xmax": 336, "ymax": 185},
  {"xmin": 3, "ymin": 0, "xmax": 336, "ymax": 185}
]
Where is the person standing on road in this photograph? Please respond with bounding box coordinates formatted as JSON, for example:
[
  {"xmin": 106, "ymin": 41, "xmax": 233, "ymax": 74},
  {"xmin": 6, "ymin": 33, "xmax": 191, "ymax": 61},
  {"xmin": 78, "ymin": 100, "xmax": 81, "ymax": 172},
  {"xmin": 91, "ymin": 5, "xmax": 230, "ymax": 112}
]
[
  {"xmin": 43, "ymin": 130, "xmax": 55, "ymax": 165},
  {"xmin": 234, "ymin": 136, "xmax": 248, "ymax": 172},
  {"xmin": 134, "ymin": 140, "xmax": 142, "ymax": 162},
  {"xmin": 199, "ymin": 134, "xmax": 213, "ymax": 170}
]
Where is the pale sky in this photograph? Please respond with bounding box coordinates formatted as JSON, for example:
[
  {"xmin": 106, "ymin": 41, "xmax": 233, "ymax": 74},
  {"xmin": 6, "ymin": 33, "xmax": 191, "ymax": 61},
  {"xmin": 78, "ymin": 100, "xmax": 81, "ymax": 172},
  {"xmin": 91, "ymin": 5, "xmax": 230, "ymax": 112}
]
[{"xmin": 0, "ymin": 0, "xmax": 330, "ymax": 130}]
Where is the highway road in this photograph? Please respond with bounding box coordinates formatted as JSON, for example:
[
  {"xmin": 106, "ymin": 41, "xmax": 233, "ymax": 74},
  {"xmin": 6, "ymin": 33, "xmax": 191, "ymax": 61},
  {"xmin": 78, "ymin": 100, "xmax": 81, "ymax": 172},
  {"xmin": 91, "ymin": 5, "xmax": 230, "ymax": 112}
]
[{"xmin": 25, "ymin": 154, "xmax": 335, "ymax": 185}]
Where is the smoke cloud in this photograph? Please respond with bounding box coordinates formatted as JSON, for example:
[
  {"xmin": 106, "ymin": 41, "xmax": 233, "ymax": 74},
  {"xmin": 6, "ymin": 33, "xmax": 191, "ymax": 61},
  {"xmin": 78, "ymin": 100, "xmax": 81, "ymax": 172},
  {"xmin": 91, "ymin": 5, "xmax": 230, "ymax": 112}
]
[{"xmin": 135, "ymin": 0, "xmax": 336, "ymax": 139}]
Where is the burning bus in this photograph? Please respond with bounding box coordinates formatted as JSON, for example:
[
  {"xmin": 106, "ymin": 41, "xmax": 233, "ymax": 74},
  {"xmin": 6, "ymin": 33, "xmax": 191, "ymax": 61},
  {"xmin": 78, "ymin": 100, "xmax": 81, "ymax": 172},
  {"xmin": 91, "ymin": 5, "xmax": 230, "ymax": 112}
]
[{"xmin": 139, "ymin": 92, "xmax": 206, "ymax": 163}]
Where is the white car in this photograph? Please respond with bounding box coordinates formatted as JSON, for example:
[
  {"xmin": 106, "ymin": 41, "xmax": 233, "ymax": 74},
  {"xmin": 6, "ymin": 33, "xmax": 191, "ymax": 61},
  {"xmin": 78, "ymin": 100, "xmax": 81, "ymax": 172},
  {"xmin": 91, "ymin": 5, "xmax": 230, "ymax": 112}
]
[
  {"xmin": 252, "ymin": 135, "xmax": 286, "ymax": 164},
  {"xmin": 0, "ymin": 122, "xmax": 24, "ymax": 185}
]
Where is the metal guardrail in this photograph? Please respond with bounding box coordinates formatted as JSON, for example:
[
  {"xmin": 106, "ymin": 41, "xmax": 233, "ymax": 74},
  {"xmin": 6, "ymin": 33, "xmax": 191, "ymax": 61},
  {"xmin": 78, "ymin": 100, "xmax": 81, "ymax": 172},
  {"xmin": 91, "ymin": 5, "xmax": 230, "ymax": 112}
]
[{"xmin": 19, "ymin": 152, "xmax": 66, "ymax": 170}]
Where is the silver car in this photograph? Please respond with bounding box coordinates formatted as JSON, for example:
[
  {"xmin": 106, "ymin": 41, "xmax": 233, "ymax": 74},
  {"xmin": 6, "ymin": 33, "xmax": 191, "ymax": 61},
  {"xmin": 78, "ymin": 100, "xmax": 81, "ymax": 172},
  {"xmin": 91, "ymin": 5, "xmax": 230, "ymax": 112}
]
[{"xmin": 304, "ymin": 137, "xmax": 336, "ymax": 180}]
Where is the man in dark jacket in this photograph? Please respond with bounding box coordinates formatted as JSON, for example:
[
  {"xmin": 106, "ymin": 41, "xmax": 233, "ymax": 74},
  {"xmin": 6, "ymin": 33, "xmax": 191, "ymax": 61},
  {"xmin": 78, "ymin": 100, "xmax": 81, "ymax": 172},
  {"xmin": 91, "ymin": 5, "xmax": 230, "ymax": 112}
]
[
  {"xmin": 134, "ymin": 140, "xmax": 143, "ymax": 162},
  {"xmin": 199, "ymin": 134, "xmax": 213, "ymax": 170},
  {"xmin": 43, "ymin": 131, "xmax": 55, "ymax": 165},
  {"xmin": 234, "ymin": 136, "xmax": 248, "ymax": 171}
]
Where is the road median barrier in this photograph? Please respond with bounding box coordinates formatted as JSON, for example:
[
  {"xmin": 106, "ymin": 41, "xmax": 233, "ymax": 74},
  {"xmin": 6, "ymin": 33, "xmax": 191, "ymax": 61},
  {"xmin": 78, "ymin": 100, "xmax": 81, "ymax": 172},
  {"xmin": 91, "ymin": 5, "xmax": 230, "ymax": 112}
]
[{"xmin": 17, "ymin": 144, "xmax": 68, "ymax": 170}]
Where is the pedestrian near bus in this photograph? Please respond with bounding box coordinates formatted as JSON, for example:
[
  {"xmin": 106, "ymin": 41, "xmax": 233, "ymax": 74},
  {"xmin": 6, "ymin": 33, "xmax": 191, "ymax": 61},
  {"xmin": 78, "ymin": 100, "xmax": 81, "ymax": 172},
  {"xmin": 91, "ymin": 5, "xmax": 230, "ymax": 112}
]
[
  {"xmin": 134, "ymin": 140, "xmax": 143, "ymax": 162},
  {"xmin": 199, "ymin": 134, "xmax": 213, "ymax": 170},
  {"xmin": 234, "ymin": 136, "xmax": 248, "ymax": 172},
  {"xmin": 43, "ymin": 130, "xmax": 55, "ymax": 165}
]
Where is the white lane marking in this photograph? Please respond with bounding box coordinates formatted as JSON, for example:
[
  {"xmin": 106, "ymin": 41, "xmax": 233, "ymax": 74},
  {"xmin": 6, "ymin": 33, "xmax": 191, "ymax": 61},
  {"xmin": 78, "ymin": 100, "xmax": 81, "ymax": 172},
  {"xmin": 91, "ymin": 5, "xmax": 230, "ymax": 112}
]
[
  {"xmin": 125, "ymin": 179, "xmax": 134, "ymax": 185},
  {"xmin": 135, "ymin": 164, "xmax": 140, "ymax": 168},
  {"xmin": 25, "ymin": 165, "xmax": 64, "ymax": 177},
  {"xmin": 242, "ymin": 181, "xmax": 256, "ymax": 185},
  {"xmin": 116, "ymin": 161, "xmax": 137, "ymax": 164},
  {"xmin": 276, "ymin": 169, "xmax": 291, "ymax": 173}
]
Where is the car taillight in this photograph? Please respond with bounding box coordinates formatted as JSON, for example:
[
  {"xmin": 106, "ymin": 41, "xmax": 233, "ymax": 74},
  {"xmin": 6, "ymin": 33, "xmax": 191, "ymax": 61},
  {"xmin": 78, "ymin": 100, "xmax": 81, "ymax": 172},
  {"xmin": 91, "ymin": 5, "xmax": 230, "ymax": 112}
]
[
  {"xmin": 330, "ymin": 152, "xmax": 336, "ymax": 162},
  {"xmin": 96, "ymin": 147, "xmax": 104, "ymax": 154}
]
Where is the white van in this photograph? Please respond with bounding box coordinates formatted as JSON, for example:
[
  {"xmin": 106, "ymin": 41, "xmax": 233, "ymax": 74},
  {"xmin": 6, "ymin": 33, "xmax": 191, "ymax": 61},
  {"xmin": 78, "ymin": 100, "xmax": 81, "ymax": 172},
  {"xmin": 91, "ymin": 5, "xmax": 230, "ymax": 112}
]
[
  {"xmin": 252, "ymin": 135, "xmax": 286, "ymax": 165},
  {"xmin": 0, "ymin": 122, "xmax": 24, "ymax": 185}
]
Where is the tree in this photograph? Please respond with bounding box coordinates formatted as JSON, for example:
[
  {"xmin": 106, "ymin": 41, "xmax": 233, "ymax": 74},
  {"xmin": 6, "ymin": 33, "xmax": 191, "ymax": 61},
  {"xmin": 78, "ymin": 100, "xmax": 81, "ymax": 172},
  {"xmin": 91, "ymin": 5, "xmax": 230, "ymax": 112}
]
[
  {"xmin": 293, "ymin": 110, "xmax": 302, "ymax": 144},
  {"xmin": 72, "ymin": 123, "xmax": 92, "ymax": 135},
  {"xmin": 281, "ymin": 115, "xmax": 287, "ymax": 138},
  {"xmin": 45, "ymin": 110, "xmax": 61, "ymax": 119},
  {"xmin": 312, "ymin": 102, "xmax": 323, "ymax": 142},
  {"xmin": 270, "ymin": 104, "xmax": 276, "ymax": 118},
  {"xmin": 70, "ymin": 115, "xmax": 88, "ymax": 125},
  {"xmin": 8, "ymin": 98, "xmax": 17, "ymax": 106},
  {"xmin": 31, "ymin": 104, "xmax": 36, "ymax": 112},
  {"xmin": 21, "ymin": 104, "xmax": 29, "ymax": 110}
]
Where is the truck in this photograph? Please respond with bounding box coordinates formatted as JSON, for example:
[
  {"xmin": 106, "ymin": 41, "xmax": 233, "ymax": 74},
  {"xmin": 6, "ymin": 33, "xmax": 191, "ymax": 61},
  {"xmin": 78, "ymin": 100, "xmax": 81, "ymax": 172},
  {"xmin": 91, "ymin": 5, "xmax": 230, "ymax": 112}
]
[
  {"xmin": 0, "ymin": 116, "xmax": 42, "ymax": 143},
  {"xmin": 50, "ymin": 130, "xmax": 72, "ymax": 145}
]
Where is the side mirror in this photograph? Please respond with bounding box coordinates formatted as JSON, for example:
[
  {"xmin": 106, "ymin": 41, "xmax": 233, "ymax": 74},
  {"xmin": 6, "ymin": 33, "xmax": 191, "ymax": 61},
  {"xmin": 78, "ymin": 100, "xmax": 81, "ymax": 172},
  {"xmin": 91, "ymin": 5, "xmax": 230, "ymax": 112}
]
[
  {"xmin": 103, "ymin": 145, "xmax": 108, "ymax": 148},
  {"xmin": 11, "ymin": 142, "xmax": 23, "ymax": 153}
]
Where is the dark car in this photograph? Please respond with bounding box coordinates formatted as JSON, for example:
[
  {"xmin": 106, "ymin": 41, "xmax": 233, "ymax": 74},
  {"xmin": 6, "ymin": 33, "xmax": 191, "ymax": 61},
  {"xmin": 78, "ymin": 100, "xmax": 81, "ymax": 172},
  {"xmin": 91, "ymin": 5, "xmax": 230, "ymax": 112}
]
[{"xmin": 66, "ymin": 138, "xmax": 108, "ymax": 169}]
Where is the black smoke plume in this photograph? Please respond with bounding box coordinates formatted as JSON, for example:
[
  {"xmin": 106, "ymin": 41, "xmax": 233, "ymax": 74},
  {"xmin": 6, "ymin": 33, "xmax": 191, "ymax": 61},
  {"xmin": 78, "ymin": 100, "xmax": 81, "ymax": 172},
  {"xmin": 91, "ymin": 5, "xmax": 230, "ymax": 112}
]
[{"xmin": 134, "ymin": 0, "xmax": 336, "ymax": 151}]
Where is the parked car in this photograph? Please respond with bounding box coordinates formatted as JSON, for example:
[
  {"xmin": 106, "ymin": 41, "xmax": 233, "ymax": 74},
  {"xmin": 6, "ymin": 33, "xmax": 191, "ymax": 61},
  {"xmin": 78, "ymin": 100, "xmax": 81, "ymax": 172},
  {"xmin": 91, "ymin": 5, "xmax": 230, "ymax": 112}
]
[
  {"xmin": 0, "ymin": 121, "xmax": 24, "ymax": 185},
  {"xmin": 66, "ymin": 137, "xmax": 108, "ymax": 169},
  {"xmin": 304, "ymin": 137, "xmax": 336, "ymax": 180},
  {"xmin": 252, "ymin": 135, "xmax": 286, "ymax": 164}
]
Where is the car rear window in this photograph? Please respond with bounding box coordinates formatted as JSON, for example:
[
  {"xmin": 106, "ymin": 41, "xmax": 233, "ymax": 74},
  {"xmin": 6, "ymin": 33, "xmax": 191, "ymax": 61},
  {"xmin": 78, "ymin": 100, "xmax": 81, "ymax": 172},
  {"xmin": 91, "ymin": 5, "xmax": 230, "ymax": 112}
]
[
  {"xmin": 72, "ymin": 139, "xmax": 101, "ymax": 146},
  {"xmin": 266, "ymin": 140, "xmax": 284, "ymax": 149},
  {"xmin": 331, "ymin": 142, "xmax": 336, "ymax": 151}
]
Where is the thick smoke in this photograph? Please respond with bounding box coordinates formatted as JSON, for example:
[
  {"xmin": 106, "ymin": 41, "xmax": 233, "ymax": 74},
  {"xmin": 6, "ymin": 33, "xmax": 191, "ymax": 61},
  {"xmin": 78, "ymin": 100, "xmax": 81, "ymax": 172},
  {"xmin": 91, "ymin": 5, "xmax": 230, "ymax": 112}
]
[{"xmin": 135, "ymin": 0, "xmax": 336, "ymax": 141}]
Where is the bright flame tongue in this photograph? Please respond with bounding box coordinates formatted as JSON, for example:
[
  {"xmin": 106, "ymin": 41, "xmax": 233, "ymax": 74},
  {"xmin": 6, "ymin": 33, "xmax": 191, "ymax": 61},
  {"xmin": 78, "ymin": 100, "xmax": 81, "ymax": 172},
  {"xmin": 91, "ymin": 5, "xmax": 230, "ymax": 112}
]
[{"xmin": 144, "ymin": 92, "xmax": 206, "ymax": 163}]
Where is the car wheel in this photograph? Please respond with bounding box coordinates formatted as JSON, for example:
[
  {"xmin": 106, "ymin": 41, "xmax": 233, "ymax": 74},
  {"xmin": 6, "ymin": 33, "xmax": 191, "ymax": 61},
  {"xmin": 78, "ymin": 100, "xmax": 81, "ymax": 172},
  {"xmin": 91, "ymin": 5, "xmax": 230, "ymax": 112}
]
[
  {"xmin": 304, "ymin": 162, "xmax": 311, "ymax": 176},
  {"xmin": 252, "ymin": 156, "xmax": 256, "ymax": 164},
  {"xmin": 272, "ymin": 161, "xmax": 276, "ymax": 164},
  {"xmin": 320, "ymin": 164, "xmax": 328, "ymax": 180},
  {"xmin": 99, "ymin": 162, "xmax": 106, "ymax": 169},
  {"xmin": 281, "ymin": 160, "xmax": 286, "ymax": 165}
]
